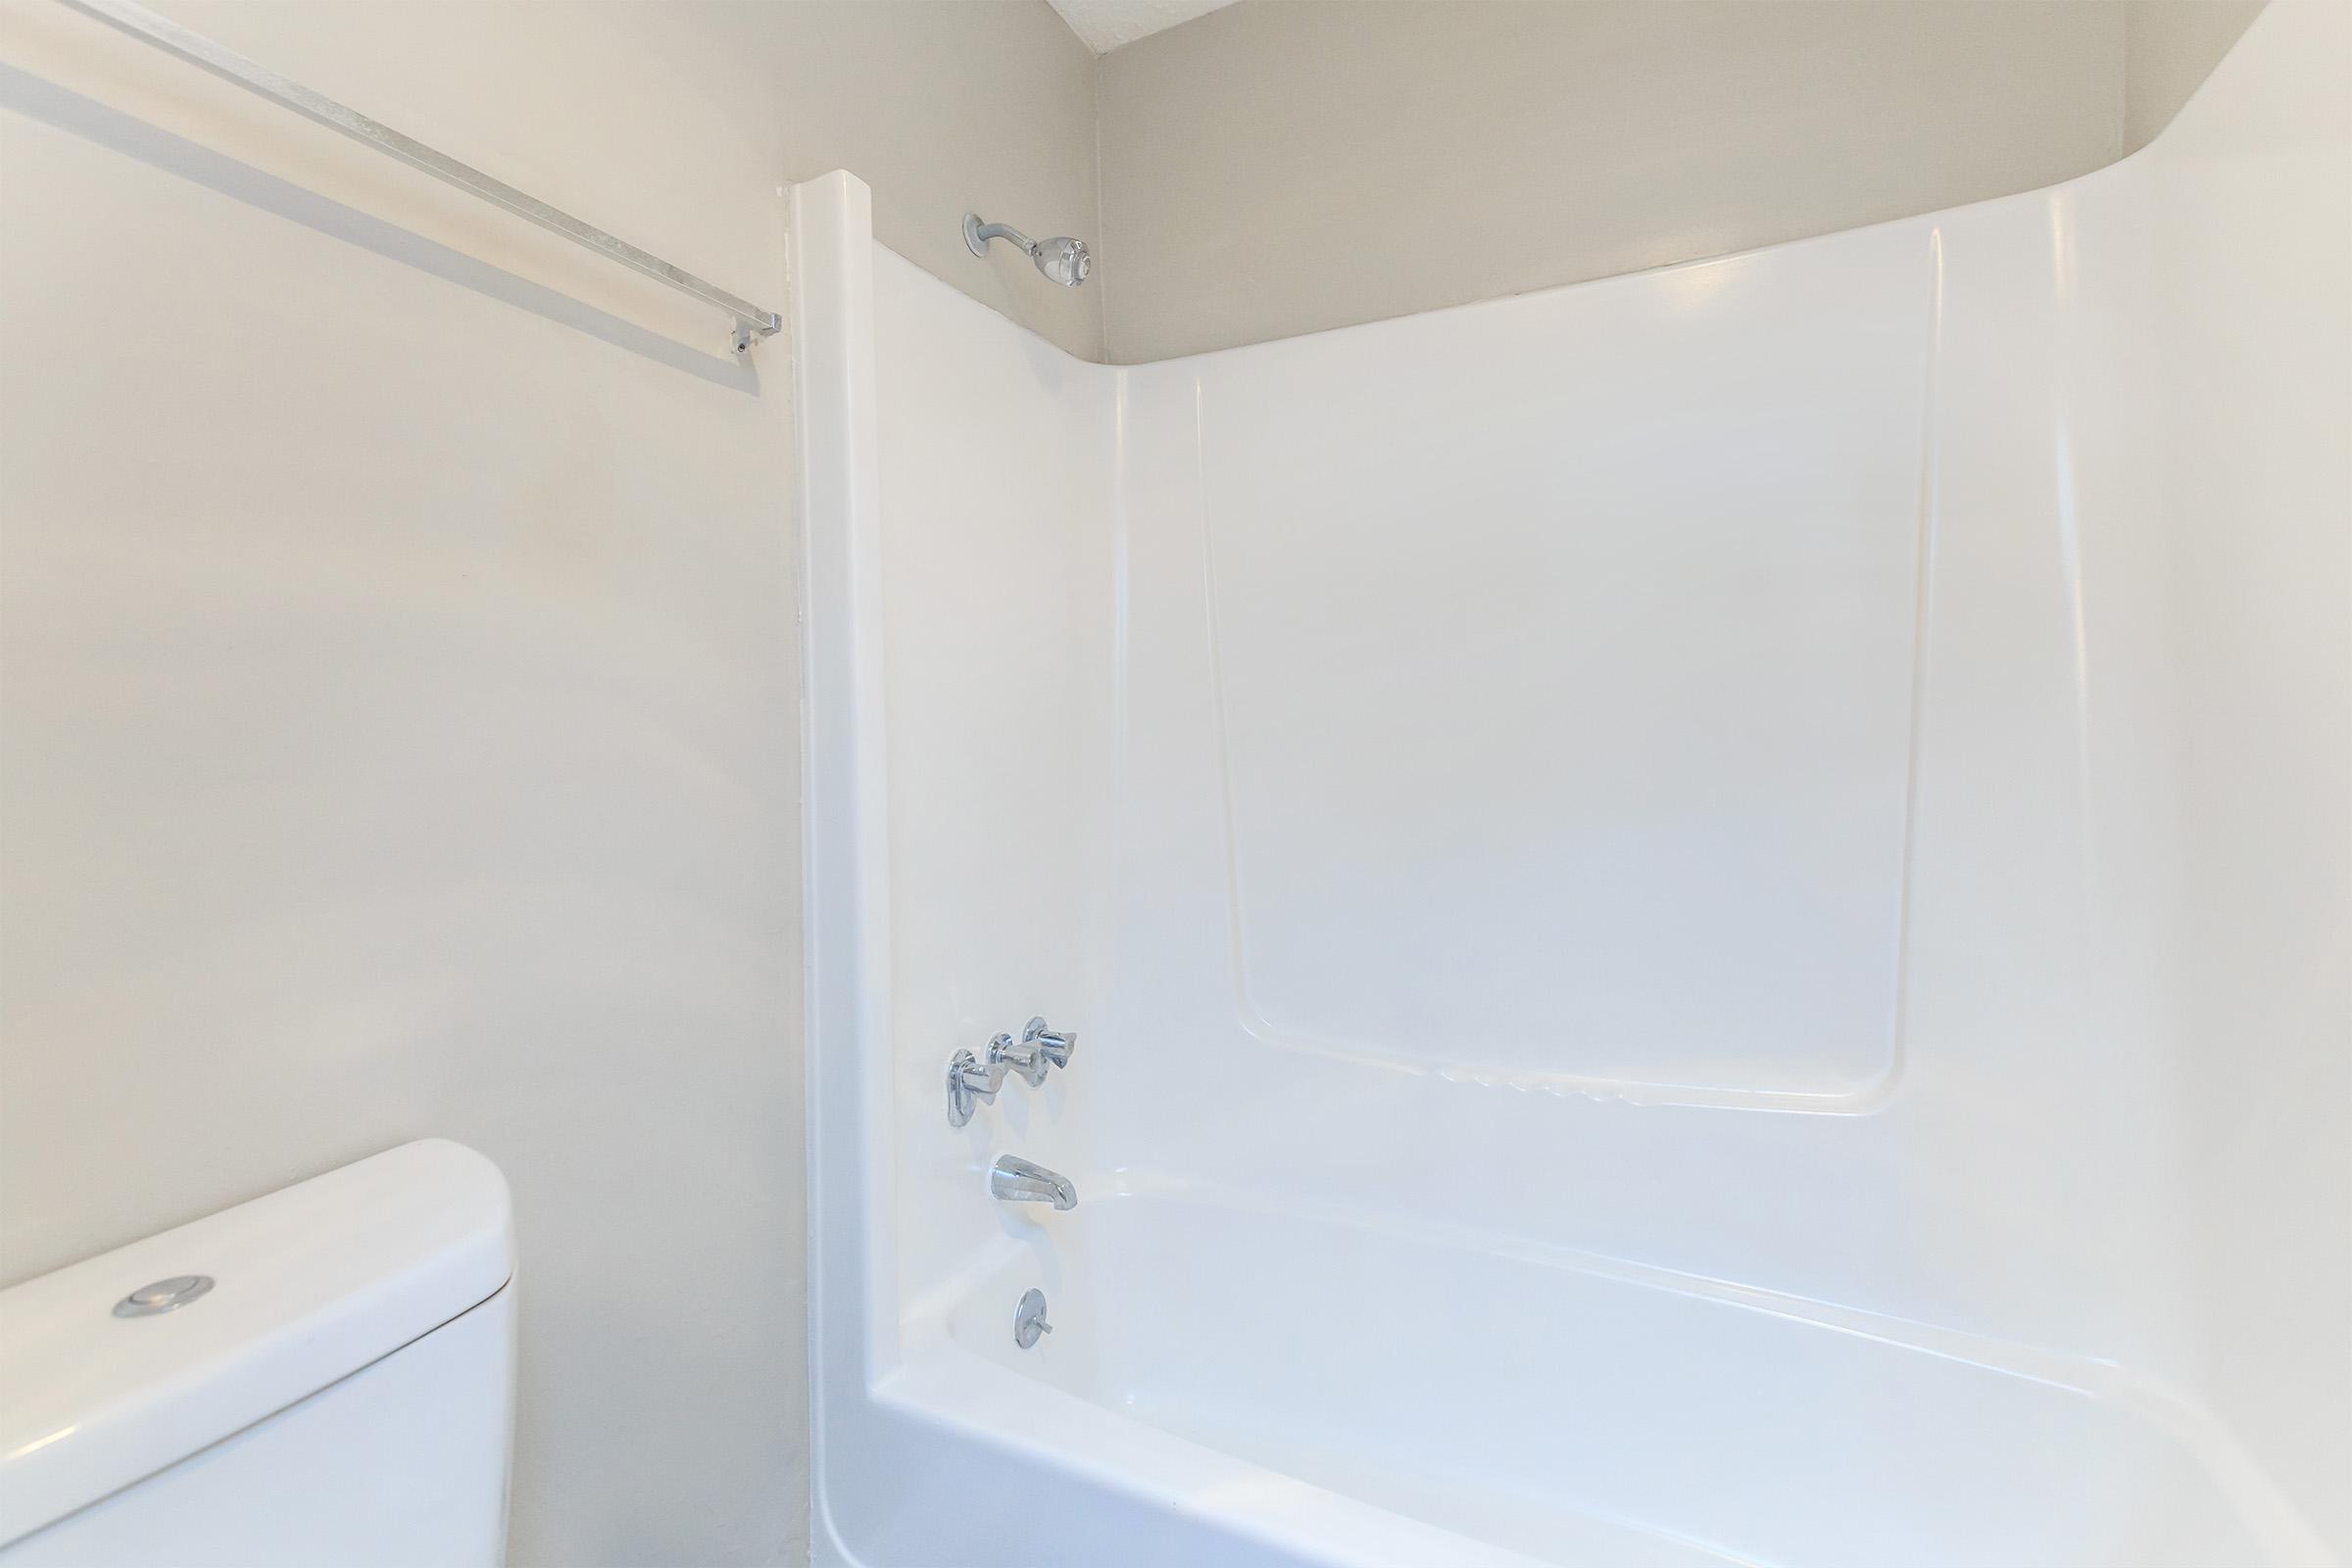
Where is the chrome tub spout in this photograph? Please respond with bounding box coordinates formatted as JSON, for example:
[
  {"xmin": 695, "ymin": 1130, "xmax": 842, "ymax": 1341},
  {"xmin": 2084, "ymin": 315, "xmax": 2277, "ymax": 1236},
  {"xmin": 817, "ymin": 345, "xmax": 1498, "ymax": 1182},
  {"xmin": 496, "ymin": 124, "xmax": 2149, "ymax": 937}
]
[{"xmin": 990, "ymin": 1154, "xmax": 1077, "ymax": 1210}]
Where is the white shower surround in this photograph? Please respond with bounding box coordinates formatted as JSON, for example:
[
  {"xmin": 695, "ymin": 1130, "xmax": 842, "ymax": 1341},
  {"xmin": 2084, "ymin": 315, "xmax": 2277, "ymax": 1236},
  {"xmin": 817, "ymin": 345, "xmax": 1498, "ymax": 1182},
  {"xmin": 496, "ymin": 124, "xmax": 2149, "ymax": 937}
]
[{"xmin": 797, "ymin": 5, "xmax": 2349, "ymax": 1562}]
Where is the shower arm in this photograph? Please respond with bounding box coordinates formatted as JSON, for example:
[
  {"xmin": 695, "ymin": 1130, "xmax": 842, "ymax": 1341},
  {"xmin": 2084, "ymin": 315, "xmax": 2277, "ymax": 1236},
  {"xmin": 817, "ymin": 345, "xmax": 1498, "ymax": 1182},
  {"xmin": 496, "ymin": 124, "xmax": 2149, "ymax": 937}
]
[
  {"xmin": 963, "ymin": 217, "xmax": 1041, "ymax": 259},
  {"xmin": 961, "ymin": 213, "xmax": 1091, "ymax": 287}
]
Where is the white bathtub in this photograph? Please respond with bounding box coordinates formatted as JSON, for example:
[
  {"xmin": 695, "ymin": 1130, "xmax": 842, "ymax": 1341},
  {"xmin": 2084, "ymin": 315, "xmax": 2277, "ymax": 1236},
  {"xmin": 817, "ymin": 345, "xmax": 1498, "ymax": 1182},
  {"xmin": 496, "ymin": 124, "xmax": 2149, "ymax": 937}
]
[
  {"xmin": 797, "ymin": 4, "xmax": 2351, "ymax": 1561},
  {"xmin": 904, "ymin": 1185, "xmax": 2302, "ymax": 1568}
]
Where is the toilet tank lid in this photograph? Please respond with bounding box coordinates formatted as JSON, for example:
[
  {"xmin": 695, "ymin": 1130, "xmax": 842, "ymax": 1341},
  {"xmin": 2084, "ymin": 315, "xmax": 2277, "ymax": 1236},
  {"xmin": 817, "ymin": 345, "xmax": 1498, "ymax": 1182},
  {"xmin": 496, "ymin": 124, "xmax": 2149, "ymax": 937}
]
[{"xmin": 0, "ymin": 1139, "xmax": 513, "ymax": 1547}]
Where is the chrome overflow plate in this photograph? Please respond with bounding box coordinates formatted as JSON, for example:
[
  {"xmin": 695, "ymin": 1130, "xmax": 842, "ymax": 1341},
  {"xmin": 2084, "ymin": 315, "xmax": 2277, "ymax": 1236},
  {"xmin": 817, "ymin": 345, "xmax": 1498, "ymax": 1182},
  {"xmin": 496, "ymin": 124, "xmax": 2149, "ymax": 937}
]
[
  {"xmin": 1013, "ymin": 1287, "xmax": 1053, "ymax": 1349},
  {"xmin": 114, "ymin": 1274, "xmax": 214, "ymax": 1317}
]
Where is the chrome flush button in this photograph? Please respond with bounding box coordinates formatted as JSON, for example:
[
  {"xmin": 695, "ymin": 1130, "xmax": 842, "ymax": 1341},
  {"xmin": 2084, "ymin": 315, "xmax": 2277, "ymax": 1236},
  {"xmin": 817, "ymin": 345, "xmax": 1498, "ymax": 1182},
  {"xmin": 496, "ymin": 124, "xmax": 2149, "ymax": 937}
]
[{"xmin": 114, "ymin": 1274, "xmax": 214, "ymax": 1317}]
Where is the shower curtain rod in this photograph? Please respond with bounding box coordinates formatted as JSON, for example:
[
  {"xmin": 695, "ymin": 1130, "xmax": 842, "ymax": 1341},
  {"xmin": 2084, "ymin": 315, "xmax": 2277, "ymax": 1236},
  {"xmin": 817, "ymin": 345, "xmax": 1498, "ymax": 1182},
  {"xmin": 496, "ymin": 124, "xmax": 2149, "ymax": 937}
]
[{"xmin": 56, "ymin": 0, "xmax": 785, "ymax": 357}]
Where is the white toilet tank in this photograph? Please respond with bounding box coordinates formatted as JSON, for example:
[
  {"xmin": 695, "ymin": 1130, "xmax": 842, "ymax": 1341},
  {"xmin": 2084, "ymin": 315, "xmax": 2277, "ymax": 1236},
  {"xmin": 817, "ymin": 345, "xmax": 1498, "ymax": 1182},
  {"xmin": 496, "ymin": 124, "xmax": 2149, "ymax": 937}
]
[{"xmin": 0, "ymin": 1140, "xmax": 515, "ymax": 1566}]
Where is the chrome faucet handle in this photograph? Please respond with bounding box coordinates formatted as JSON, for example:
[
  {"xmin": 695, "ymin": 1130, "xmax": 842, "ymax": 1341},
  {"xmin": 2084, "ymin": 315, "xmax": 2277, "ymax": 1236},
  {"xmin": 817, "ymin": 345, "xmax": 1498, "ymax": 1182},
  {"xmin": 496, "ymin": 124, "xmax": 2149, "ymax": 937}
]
[
  {"xmin": 1021, "ymin": 1016, "xmax": 1076, "ymax": 1071},
  {"xmin": 946, "ymin": 1048, "xmax": 1007, "ymax": 1128},
  {"xmin": 987, "ymin": 1030, "xmax": 1050, "ymax": 1088}
]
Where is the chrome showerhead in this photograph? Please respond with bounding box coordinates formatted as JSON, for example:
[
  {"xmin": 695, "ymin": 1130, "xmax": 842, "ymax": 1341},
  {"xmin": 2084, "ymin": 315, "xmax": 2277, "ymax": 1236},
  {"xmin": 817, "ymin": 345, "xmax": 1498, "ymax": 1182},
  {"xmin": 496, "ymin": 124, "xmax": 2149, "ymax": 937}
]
[
  {"xmin": 1032, "ymin": 233, "xmax": 1092, "ymax": 287},
  {"xmin": 963, "ymin": 213, "xmax": 1093, "ymax": 288}
]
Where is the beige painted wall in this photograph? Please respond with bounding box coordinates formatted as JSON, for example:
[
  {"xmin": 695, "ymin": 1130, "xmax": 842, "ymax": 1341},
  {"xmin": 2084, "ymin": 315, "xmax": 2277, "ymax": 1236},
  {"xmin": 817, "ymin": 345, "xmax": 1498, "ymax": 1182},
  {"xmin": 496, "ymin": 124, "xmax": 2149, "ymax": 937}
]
[
  {"xmin": 0, "ymin": 2, "xmax": 1093, "ymax": 1564},
  {"xmin": 712, "ymin": 0, "xmax": 1103, "ymax": 360},
  {"xmin": 2126, "ymin": 0, "xmax": 2268, "ymax": 150},
  {"xmin": 1094, "ymin": 0, "xmax": 2261, "ymax": 363},
  {"xmin": 137, "ymin": 0, "xmax": 1103, "ymax": 359}
]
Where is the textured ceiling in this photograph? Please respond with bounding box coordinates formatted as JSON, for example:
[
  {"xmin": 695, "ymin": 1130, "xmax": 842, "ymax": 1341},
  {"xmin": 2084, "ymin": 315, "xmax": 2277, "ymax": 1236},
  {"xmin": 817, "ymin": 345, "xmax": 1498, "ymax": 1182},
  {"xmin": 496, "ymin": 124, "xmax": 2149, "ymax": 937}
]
[{"xmin": 1046, "ymin": 0, "xmax": 1241, "ymax": 55}]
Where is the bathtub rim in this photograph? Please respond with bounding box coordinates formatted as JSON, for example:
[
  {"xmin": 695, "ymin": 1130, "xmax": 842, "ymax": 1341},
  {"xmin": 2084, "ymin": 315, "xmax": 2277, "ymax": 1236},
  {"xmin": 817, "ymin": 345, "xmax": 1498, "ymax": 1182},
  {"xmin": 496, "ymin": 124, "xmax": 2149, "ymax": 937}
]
[{"xmin": 916, "ymin": 1175, "xmax": 2332, "ymax": 1568}]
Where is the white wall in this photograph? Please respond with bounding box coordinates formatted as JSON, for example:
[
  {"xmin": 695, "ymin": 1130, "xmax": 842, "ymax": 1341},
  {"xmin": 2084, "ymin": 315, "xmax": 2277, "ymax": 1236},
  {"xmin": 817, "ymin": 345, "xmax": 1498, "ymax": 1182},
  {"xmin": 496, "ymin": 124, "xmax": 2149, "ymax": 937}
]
[{"xmin": 0, "ymin": 2, "xmax": 1096, "ymax": 1562}]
